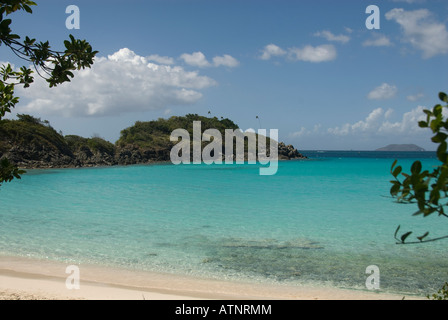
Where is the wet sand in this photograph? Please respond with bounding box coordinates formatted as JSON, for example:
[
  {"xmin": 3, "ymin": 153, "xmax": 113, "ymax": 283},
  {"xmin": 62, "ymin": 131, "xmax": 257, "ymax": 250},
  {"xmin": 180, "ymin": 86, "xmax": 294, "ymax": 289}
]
[{"xmin": 0, "ymin": 255, "xmax": 423, "ymax": 300}]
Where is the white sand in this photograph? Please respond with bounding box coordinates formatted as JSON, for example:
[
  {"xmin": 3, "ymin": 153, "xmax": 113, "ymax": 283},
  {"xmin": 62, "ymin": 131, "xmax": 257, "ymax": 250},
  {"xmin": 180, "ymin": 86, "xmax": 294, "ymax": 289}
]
[{"xmin": 0, "ymin": 255, "xmax": 423, "ymax": 300}]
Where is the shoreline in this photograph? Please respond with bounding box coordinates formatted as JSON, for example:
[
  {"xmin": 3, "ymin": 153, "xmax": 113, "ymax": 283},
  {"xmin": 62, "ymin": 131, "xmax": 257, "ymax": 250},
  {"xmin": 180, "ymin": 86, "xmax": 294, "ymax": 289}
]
[
  {"xmin": 17, "ymin": 160, "xmax": 173, "ymax": 171},
  {"xmin": 18, "ymin": 157, "xmax": 308, "ymax": 171},
  {"xmin": 0, "ymin": 255, "xmax": 424, "ymax": 300}
]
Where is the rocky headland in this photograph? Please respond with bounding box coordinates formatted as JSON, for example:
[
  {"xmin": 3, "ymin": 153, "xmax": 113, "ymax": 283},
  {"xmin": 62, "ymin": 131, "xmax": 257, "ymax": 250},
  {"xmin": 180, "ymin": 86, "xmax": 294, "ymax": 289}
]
[{"xmin": 0, "ymin": 114, "xmax": 307, "ymax": 169}]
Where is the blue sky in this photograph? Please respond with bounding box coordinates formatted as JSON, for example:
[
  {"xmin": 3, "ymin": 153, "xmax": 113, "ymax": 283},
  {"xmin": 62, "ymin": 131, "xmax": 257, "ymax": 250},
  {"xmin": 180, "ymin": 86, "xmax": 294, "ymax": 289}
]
[{"xmin": 2, "ymin": 0, "xmax": 448, "ymax": 150}]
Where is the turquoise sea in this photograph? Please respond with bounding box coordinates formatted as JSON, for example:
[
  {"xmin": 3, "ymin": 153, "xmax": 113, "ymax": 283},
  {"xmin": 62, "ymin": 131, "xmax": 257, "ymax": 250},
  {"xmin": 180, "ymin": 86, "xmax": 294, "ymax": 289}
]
[{"xmin": 1, "ymin": 151, "xmax": 447, "ymax": 296}]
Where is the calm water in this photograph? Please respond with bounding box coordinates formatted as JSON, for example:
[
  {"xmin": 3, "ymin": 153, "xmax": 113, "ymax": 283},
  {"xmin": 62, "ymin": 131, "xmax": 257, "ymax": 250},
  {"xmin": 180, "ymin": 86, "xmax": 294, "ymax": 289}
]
[{"xmin": 1, "ymin": 151, "xmax": 447, "ymax": 296}]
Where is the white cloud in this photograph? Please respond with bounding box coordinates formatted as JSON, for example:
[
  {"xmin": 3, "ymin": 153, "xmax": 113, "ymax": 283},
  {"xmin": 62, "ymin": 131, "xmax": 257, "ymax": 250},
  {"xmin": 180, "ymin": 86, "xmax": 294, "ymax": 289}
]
[
  {"xmin": 385, "ymin": 108, "xmax": 394, "ymax": 119},
  {"xmin": 290, "ymin": 107, "xmax": 429, "ymax": 148},
  {"xmin": 407, "ymin": 93, "xmax": 424, "ymax": 101},
  {"xmin": 180, "ymin": 51, "xmax": 211, "ymax": 67},
  {"xmin": 290, "ymin": 127, "xmax": 310, "ymax": 138},
  {"xmin": 288, "ymin": 44, "xmax": 337, "ymax": 63},
  {"xmin": 290, "ymin": 124, "xmax": 321, "ymax": 138},
  {"xmin": 378, "ymin": 106, "xmax": 426, "ymax": 135},
  {"xmin": 363, "ymin": 34, "xmax": 393, "ymax": 47},
  {"xmin": 147, "ymin": 54, "xmax": 175, "ymax": 65},
  {"xmin": 260, "ymin": 44, "xmax": 287, "ymax": 60},
  {"xmin": 212, "ymin": 54, "xmax": 240, "ymax": 67},
  {"xmin": 260, "ymin": 44, "xmax": 336, "ymax": 63},
  {"xmin": 180, "ymin": 51, "xmax": 239, "ymax": 68},
  {"xmin": 314, "ymin": 30, "xmax": 350, "ymax": 44},
  {"xmin": 17, "ymin": 48, "xmax": 217, "ymax": 117},
  {"xmin": 367, "ymin": 83, "xmax": 398, "ymax": 100},
  {"xmin": 351, "ymin": 108, "xmax": 384, "ymax": 132},
  {"xmin": 385, "ymin": 8, "xmax": 448, "ymax": 58},
  {"xmin": 327, "ymin": 106, "xmax": 426, "ymax": 136}
]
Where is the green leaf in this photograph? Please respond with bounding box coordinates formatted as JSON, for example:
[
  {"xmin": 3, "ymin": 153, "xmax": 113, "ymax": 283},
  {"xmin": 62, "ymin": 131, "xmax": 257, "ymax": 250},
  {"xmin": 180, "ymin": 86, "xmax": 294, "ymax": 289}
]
[
  {"xmin": 9, "ymin": 33, "xmax": 20, "ymax": 40},
  {"xmin": 434, "ymin": 104, "xmax": 443, "ymax": 116},
  {"xmin": 437, "ymin": 141, "xmax": 447, "ymax": 162},
  {"xmin": 429, "ymin": 188, "xmax": 440, "ymax": 205},
  {"xmin": 394, "ymin": 225, "xmax": 401, "ymax": 239},
  {"xmin": 417, "ymin": 232, "xmax": 429, "ymax": 242},
  {"xmin": 412, "ymin": 209, "xmax": 423, "ymax": 216},
  {"xmin": 418, "ymin": 121, "xmax": 428, "ymax": 128},
  {"xmin": 432, "ymin": 132, "xmax": 448, "ymax": 143},
  {"xmin": 392, "ymin": 166, "xmax": 402, "ymax": 178},
  {"xmin": 390, "ymin": 183, "xmax": 400, "ymax": 196},
  {"xmin": 423, "ymin": 208, "xmax": 436, "ymax": 217},
  {"xmin": 401, "ymin": 232, "xmax": 412, "ymax": 243},
  {"xmin": 411, "ymin": 161, "xmax": 422, "ymax": 175},
  {"xmin": 439, "ymin": 92, "xmax": 448, "ymax": 103},
  {"xmin": 391, "ymin": 159, "xmax": 398, "ymax": 171},
  {"xmin": 436, "ymin": 167, "xmax": 448, "ymax": 188},
  {"xmin": 23, "ymin": 5, "xmax": 33, "ymax": 13}
]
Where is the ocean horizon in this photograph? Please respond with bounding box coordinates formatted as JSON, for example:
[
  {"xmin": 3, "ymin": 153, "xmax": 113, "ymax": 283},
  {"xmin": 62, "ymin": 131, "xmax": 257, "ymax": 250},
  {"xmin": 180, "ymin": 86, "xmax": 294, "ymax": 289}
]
[{"xmin": 1, "ymin": 150, "xmax": 447, "ymax": 297}]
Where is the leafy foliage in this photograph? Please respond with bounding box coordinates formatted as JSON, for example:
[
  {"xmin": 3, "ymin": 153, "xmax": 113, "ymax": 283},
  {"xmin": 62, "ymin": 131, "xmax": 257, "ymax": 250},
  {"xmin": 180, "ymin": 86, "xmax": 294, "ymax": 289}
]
[
  {"xmin": 0, "ymin": 0, "xmax": 97, "ymax": 186},
  {"xmin": 65, "ymin": 135, "xmax": 115, "ymax": 156},
  {"xmin": 0, "ymin": 117, "xmax": 72, "ymax": 155},
  {"xmin": 390, "ymin": 92, "xmax": 448, "ymax": 244},
  {"xmin": 0, "ymin": 117, "xmax": 119, "ymax": 170},
  {"xmin": 117, "ymin": 114, "xmax": 239, "ymax": 150},
  {"xmin": 116, "ymin": 113, "xmax": 283, "ymax": 160},
  {"xmin": 16, "ymin": 113, "xmax": 49, "ymax": 126},
  {"xmin": 0, "ymin": 157, "xmax": 24, "ymax": 186},
  {"xmin": 427, "ymin": 282, "xmax": 448, "ymax": 300}
]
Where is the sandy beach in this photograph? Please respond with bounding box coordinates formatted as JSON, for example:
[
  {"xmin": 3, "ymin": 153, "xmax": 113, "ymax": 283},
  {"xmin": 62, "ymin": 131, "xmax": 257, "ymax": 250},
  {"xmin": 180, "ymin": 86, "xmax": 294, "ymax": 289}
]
[{"xmin": 0, "ymin": 255, "xmax": 424, "ymax": 300}]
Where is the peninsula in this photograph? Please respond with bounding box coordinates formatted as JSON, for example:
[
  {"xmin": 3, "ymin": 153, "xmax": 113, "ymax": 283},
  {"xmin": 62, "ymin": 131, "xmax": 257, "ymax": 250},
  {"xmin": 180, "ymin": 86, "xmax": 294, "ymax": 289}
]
[{"xmin": 0, "ymin": 114, "xmax": 306, "ymax": 169}]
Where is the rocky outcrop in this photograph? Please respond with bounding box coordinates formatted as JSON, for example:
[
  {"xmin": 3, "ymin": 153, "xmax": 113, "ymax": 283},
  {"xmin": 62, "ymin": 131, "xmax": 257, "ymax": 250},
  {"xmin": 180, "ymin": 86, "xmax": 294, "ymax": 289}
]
[
  {"xmin": 3, "ymin": 144, "xmax": 73, "ymax": 168},
  {"xmin": 72, "ymin": 148, "xmax": 117, "ymax": 167},
  {"xmin": 278, "ymin": 142, "xmax": 306, "ymax": 160},
  {"xmin": 2, "ymin": 141, "xmax": 306, "ymax": 169}
]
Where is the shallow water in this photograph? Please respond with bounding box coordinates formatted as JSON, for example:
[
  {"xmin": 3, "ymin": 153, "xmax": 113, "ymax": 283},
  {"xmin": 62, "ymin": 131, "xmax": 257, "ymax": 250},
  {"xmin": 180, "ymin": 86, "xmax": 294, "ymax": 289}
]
[{"xmin": 1, "ymin": 151, "xmax": 447, "ymax": 296}]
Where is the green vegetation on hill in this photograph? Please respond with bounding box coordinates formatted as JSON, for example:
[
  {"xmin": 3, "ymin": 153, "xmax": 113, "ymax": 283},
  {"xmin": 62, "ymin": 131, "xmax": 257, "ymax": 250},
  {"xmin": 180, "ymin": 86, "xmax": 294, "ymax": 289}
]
[
  {"xmin": 66, "ymin": 135, "xmax": 115, "ymax": 156},
  {"xmin": 117, "ymin": 114, "xmax": 239, "ymax": 149},
  {"xmin": 0, "ymin": 114, "xmax": 72, "ymax": 157},
  {"xmin": 0, "ymin": 113, "xmax": 306, "ymax": 168}
]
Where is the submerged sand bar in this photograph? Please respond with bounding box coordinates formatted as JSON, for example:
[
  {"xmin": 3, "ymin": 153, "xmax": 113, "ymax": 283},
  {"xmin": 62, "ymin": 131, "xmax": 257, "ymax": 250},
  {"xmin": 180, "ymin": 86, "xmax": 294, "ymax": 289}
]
[{"xmin": 0, "ymin": 255, "xmax": 423, "ymax": 300}]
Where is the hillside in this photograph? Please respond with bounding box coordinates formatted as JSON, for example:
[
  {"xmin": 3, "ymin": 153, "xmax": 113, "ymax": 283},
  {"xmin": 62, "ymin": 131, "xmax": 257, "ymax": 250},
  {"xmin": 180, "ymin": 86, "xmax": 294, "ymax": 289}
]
[
  {"xmin": 0, "ymin": 114, "xmax": 306, "ymax": 168},
  {"xmin": 0, "ymin": 115, "xmax": 117, "ymax": 168},
  {"xmin": 115, "ymin": 114, "xmax": 240, "ymax": 163},
  {"xmin": 0, "ymin": 115, "xmax": 74, "ymax": 168},
  {"xmin": 116, "ymin": 114, "xmax": 306, "ymax": 163},
  {"xmin": 375, "ymin": 144, "xmax": 425, "ymax": 152}
]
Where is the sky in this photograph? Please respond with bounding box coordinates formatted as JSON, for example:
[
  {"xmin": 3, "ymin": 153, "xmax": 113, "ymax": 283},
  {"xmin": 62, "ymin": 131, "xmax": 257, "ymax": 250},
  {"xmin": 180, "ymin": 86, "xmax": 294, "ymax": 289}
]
[{"xmin": 2, "ymin": 0, "xmax": 448, "ymax": 150}]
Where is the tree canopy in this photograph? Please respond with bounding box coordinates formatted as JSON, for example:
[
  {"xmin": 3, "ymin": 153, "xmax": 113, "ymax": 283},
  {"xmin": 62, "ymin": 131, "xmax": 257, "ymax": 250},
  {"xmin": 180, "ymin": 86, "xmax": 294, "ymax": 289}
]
[
  {"xmin": 390, "ymin": 92, "xmax": 448, "ymax": 244},
  {"xmin": 0, "ymin": 0, "xmax": 97, "ymax": 186}
]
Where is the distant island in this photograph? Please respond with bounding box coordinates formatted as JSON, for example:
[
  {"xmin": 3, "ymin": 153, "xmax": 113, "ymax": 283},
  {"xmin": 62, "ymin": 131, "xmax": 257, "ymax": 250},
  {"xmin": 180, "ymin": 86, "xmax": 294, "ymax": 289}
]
[
  {"xmin": 0, "ymin": 114, "xmax": 307, "ymax": 169},
  {"xmin": 375, "ymin": 144, "xmax": 425, "ymax": 152}
]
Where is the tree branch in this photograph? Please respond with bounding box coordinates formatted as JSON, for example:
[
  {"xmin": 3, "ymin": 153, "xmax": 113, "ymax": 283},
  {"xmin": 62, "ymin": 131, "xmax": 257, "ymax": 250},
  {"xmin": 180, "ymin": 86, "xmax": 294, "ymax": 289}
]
[{"xmin": 396, "ymin": 234, "xmax": 448, "ymax": 245}]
